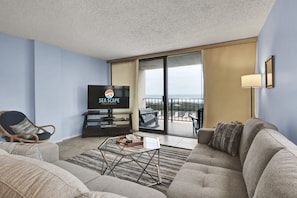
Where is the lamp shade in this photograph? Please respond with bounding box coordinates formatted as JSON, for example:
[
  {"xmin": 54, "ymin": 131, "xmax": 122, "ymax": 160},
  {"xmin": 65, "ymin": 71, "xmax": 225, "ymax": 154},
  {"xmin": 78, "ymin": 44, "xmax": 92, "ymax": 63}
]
[{"xmin": 241, "ymin": 74, "xmax": 262, "ymax": 88}]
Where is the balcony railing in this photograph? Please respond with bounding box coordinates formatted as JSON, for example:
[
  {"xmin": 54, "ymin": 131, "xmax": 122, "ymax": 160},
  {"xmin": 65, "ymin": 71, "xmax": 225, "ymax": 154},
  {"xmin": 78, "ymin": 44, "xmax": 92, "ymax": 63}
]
[{"xmin": 143, "ymin": 97, "xmax": 204, "ymax": 122}]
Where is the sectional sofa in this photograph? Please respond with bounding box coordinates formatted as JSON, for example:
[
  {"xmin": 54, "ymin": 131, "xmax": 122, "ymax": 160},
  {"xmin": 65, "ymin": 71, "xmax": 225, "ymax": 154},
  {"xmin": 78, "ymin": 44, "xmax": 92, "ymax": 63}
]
[
  {"xmin": 167, "ymin": 118, "xmax": 297, "ymax": 198},
  {"xmin": 2, "ymin": 118, "xmax": 297, "ymax": 198},
  {"xmin": 0, "ymin": 141, "xmax": 166, "ymax": 198}
]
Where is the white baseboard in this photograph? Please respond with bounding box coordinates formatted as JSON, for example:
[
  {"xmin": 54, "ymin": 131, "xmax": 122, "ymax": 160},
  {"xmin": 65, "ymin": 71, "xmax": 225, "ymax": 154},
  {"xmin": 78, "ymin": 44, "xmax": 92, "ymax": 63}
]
[{"xmin": 54, "ymin": 134, "xmax": 81, "ymax": 143}]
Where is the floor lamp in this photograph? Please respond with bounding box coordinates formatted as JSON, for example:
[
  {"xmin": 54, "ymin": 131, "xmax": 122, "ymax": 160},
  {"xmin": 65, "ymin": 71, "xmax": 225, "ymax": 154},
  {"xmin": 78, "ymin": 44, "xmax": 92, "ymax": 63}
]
[{"xmin": 241, "ymin": 74, "xmax": 262, "ymax": 117}]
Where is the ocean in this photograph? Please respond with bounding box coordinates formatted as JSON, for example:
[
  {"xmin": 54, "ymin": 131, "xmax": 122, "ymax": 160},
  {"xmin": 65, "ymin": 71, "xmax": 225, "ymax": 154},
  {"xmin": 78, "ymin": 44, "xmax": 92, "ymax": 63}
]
[{"xmin": 145, "ymin": 94, "xmax": 203, "ymax": 99}]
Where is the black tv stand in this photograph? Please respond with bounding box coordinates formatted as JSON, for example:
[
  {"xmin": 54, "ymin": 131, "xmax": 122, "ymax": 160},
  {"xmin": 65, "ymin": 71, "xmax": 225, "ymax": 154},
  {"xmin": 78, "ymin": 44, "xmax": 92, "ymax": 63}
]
[
  {"xmin": 82, "ymin": 110, "xmax": 132, "ymax": 137},
  {"xmin": 87, "ymin": 110, "xmax": 100, "ymax": 114}
]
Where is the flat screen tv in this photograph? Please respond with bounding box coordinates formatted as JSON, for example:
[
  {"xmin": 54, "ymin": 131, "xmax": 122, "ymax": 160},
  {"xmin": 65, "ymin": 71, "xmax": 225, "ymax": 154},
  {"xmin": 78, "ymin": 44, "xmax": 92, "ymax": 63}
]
[{"xmin": 88, "ymin": 85, "xmax": 130, "ymax": 109}]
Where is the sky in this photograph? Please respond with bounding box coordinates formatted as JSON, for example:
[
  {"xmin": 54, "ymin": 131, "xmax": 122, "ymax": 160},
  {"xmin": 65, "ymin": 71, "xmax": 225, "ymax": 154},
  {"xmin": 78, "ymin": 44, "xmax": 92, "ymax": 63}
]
[{"xmin": 145, "ymin": 64, "xmax": 204, "ymax": 97}]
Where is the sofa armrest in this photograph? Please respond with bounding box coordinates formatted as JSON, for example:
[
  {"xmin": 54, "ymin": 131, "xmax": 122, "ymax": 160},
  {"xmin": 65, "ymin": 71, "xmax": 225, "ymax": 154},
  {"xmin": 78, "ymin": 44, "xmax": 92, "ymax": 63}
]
[
  {"xmin": 0, "ymin": 142, "xmax": 59, "ymax": 163},
  {"xmin": 198, "ymin": 128, "xmax": 215, "ymax": 144}
]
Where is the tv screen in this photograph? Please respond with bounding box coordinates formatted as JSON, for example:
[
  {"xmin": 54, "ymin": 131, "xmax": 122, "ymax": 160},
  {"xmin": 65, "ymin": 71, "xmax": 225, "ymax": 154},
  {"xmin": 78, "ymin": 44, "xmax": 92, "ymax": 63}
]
[{"xmin": 88, "ymin": 85, "xmax": 130, "ymax": 109}]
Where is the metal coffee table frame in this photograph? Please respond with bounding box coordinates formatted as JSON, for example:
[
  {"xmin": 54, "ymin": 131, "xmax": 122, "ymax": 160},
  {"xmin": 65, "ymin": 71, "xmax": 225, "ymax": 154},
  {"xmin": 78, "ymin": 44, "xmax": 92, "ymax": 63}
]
[{"xmin": 98, "ymin": 136, "xmax": 162, "ymax": 186}]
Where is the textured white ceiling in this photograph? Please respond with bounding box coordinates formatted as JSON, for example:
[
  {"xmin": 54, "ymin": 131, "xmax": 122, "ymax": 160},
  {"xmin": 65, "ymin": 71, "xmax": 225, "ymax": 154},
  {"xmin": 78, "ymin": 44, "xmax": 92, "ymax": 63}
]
[{"xmin": 0, "ymin": 0, "xmax": 275, "ymax": 60}]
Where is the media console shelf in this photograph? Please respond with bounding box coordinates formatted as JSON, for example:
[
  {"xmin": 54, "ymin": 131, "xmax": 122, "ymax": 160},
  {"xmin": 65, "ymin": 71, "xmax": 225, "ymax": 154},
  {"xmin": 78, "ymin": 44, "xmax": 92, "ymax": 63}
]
[{"xmin": 82, "ymin": 111, "xmax": 132, "ymax": 137}]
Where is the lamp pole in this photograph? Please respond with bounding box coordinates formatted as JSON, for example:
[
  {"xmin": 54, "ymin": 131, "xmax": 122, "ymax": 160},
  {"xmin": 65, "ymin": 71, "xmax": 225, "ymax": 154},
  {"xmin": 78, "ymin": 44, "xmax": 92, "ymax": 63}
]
[{"xmin": 250, "ymin": 87, "xmax": 253, "ymax": 117}]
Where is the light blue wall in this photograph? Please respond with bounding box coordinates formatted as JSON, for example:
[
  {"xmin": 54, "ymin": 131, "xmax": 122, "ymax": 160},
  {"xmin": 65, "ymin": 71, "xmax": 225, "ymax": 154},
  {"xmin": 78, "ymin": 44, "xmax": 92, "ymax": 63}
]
[
  {"xmin": 257, "ymin": 0, "xmax": 297, "ymax": 143},
  {"xmin": 60, "ymin": 50, "xmax": 108, "ymax": 140},
  {"xmin": 0, "ymin": 33, "xmax": 109, "ymax": 142},
  {"xmin": 34, "ymin": 42, "xmax": 63, "ymax": 142},
  {"xmin": 0, "ymin": 33, "xmax": 35, "ymax": 119},
  {"xmin": 34, "ymin": 41, "xmax": 109, "ymax": 142}
]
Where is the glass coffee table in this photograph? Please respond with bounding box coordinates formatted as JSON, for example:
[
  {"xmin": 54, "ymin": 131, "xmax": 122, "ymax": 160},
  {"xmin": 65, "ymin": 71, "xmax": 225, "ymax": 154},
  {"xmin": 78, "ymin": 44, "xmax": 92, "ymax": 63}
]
[{"xmin": 98, "ymin": 134, "xmax": 162, "ymax": 186}]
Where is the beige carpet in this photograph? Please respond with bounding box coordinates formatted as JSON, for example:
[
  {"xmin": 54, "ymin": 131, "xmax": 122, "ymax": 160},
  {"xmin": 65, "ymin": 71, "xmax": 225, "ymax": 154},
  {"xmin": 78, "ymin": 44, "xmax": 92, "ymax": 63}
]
[{"xmin": 57, "ymin": 136, "xmax": 105, "ymax": 160}]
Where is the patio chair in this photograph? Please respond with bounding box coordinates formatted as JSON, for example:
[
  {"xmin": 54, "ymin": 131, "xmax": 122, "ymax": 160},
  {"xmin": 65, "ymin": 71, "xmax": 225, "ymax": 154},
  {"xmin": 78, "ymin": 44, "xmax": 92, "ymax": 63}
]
[
  {"xmin": 139, "ymin": 108, "xmax": 159, "ymax": 128},
  {"xmin": 0, "ymin": 111, "xmax": 55, "ymax": 143},
  {"xmin": 189, "ymin": 108, "xmax": 204, "ymax": 134}
]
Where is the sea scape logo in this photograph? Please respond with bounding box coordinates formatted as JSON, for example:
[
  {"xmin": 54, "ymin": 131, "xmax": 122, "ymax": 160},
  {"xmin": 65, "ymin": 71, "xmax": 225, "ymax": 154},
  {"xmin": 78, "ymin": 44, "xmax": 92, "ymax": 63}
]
[
  {"xmin": 98, "ymin": 88, "xmax": 120, "ymax": 105},
  {"xmin": 104, "ymin": 89, "xmax": 114, "ymax": 98}
]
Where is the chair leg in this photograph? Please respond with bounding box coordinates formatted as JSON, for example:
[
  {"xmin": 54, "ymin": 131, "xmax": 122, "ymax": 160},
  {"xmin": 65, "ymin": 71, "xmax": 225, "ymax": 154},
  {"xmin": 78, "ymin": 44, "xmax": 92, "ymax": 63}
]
[{"xmin": 191, "ymin": 119, "xmax": 195, "ymax": 134}]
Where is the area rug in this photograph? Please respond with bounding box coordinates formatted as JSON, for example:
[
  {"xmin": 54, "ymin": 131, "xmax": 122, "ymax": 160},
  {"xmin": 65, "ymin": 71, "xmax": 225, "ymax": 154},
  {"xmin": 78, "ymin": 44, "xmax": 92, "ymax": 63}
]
[{"xmin": 66, "ymin": 145, "xmax": 191, "ymax": 194}]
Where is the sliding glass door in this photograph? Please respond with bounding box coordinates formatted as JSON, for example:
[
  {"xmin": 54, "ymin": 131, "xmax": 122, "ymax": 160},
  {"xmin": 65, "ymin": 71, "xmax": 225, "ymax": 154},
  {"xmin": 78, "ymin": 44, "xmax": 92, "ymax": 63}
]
[
  {"xmin": 138, "ymin": 52, "xmax": 203, "ymax": 137},
  {"xmin": 167, "ymin": 52, "xmax": 204, "ymax": 137},
  {"xmin": 138, "ymin": 57, "xmax": 167, "ymax": 133}
]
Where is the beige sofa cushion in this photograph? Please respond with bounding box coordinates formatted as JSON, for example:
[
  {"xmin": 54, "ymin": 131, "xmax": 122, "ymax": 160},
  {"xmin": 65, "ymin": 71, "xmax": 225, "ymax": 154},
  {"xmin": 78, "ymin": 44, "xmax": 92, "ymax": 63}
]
[
  {"xmin": 187, "ymin": 144, "xmax": 242, "ymax": 171},
  {"xmin": 167, "ymin": 162, "xmax": 248, "ymax": 198},
  {"xmin": 254, "ymin": 149, "xmax": 297, "ymax": 198},
  {"xmin": 239, "ymin": 118, "xmax": 277, "ymax": 165},
  {"xmin": 86, "ymin": 175, "xmax": 167, "ymax": 198},
  {"xmin": 54, "ymin": 160, "xmax": 101, "ymax": 184},
  {"xmin": 35, "ymin": 141, "xmax": 59, "ymax": 163},
  {"xmin": 0, "ymin": 154, "xmax": 89, "ymax": 198},
  {"xmin": 77, "ymin": 191, "xmax": 127, "ymax": 198},
  {"xmin": 242, "ymin": 129, "xmax": 286, "ymax": 198},
  {"xmin": 0, "ymin": 142, "xmax": 43, "ymax": 160},
  {"xmin": 0, "ymin": 142, "xmax": 59, "ymax": 163},
  {"xmin": 0, "ymin": 147, "xmax": 8, "ymax": 155}
]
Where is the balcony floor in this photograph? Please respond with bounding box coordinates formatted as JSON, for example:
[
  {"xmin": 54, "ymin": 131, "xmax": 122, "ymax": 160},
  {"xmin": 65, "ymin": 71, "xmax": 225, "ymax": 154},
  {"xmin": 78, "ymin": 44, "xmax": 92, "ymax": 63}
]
[{"xmin": 140, "ymin": 120, "xmax": 197, "ymax": 139}]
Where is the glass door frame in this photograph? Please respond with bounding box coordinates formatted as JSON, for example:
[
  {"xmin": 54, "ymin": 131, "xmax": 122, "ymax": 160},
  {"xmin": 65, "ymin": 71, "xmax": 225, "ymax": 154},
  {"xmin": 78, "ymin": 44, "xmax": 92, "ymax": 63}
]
[
  {"xmin": 163, "ymin": 57, "xmax": 168, "ymax": 134},
  {"xmin": 138, "ymin": 56, "xmax": 169, "ymax": 135}
]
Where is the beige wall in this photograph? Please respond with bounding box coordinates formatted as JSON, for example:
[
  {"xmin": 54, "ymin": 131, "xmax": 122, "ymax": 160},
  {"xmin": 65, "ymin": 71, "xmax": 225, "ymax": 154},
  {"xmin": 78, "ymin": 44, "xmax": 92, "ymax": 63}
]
[
  {"xmin": 203, "ymin": 42, "xmax": 256, "ymax": 127},
  {"xmin": 111, "ymin": 60, "xmax": 139, "ymax": 130}
]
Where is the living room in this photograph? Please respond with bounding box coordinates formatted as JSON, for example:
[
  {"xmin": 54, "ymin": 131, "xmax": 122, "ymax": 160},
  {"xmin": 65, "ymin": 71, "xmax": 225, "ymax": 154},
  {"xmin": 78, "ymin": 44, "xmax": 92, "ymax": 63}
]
[
  {"xmin": 1, "ymin": 0, "xmax": 296, "ymax": 144},
  {"xmin": 1, "ymin": 1, "xmax": 297, "ymax": 197}
]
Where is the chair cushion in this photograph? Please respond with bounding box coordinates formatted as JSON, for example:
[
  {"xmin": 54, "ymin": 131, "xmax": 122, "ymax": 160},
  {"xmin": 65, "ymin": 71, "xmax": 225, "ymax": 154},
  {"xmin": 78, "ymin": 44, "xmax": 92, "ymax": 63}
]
[
  {"xmin": 10, "ymin": 118, "xmax": 39, "ymax": 139},
  {"xmin": 28, "ymin": 131, "xmax": 52, "ymax": 141},
  {"xmin": 209, "ymin": 122, "xmax": 244, "ymax": 156}
]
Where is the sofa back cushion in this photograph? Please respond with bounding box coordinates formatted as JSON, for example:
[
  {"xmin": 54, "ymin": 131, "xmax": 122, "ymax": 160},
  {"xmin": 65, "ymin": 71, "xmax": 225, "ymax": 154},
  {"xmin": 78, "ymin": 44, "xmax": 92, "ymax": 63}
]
[
  {"xmin": 0, "ymin": 153, "xmax": 89, "ymax": 198},
  {"xmin": 0, "ymin": 148, "xmax": 8, "ymax": 155},
  {"xmin": 242, "ymin": 129, "xmax": 289, "ymax": 198},
  {"xmin": 0, "ymin": 142, "xmax": 59, "ymax": 163},
  {"xmin": 254, "ymin": 149, "xmax": 297, "ymax": 198},
  {"xmin": 239, "ymin": 118, "xmax": 277, "ymax": 165},
  {"xmin": 78, "ymin": 191, "xmax": 127, "ymax": 198},
  {"xmin": 0, "ymin": 142, "xmax": 43, "ymax": 160}
]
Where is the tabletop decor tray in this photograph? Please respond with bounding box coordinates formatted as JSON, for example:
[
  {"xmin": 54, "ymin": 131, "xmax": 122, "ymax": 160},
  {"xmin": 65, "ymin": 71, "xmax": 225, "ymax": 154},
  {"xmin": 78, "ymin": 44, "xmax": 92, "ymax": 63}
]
[{"xmin": 116, "ymin": 136, "xmax": 143, "ymax": 147}]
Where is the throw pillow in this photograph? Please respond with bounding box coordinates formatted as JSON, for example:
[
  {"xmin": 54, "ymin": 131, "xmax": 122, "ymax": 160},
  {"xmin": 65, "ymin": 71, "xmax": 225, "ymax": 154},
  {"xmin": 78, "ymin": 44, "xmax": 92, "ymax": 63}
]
[
  {"xmin": 209, "ymin": 122, "xmax": 244, "ymax": 156},
  {"xmin": 10, "ymin": 118, "xmax": 39, "ymax": 139}
]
